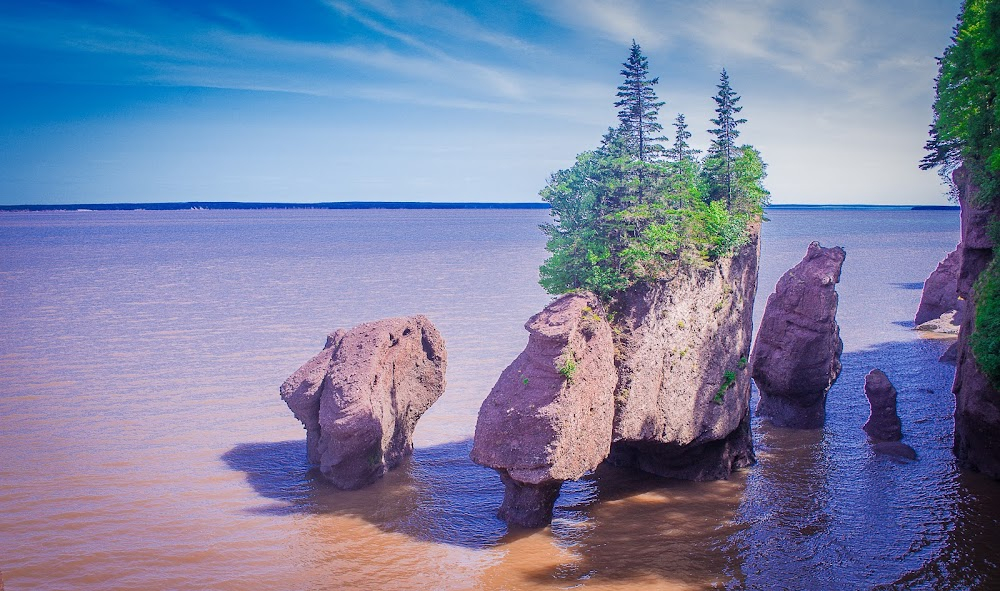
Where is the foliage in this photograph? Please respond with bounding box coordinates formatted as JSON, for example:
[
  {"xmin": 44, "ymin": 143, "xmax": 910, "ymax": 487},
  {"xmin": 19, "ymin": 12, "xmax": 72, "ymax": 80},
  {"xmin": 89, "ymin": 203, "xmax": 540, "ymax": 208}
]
[
  {"xmin": 922, "ymin": 1, "xmax": 1000, "ymax": 382},
  {"xmin": 539, "ymin": 44, "xmax": 769, "ymax": 298},
  {"xmin": 706, "ymin": 69, "xmax": 748, "ymax": 208},
  {"xmin": 713, "ymin": 370, "xmax": 737, "ymax": 405},
  {"xmin": 557, "ymin": 350, "xmax": 578, "ymax": 382},
  {"xmin": 615, "ymin": 40, "xmax": 666, "ymax": 164},
  {"xmin": 666, "ymin": 114, "xmax": 700, "ymax": 163},
  {"xmin": 971, "ymin": 259, "xmax": 1000, "ymax": 387},
  {"xmin": 921, "ymin": 0, "xmax": 1000, "ymax": 200}
]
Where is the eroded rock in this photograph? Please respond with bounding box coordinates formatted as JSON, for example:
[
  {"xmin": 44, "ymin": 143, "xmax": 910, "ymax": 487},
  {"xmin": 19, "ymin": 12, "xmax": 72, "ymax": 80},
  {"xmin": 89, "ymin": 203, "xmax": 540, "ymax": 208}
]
[
  {"xmin": 609, "ymin": 225, "xmax": 760, "ymax": 481},
  {"xmin": 751, "ymin": 241, "xmax": 846, "ymax": 429},
  {"xmin": 471, "ymin": 293, "xmax": 617, "ymax": 527},
  {"xmin": 863, "ymin": 369, "xmax": 903, "ymax": 442},
  {"xmin": 915, "ymin": 248, "xmax": 963, "ymax": 325},
  {"xmin": 281, "ymin": 315, "xmax": 446, "ymax": 489}
]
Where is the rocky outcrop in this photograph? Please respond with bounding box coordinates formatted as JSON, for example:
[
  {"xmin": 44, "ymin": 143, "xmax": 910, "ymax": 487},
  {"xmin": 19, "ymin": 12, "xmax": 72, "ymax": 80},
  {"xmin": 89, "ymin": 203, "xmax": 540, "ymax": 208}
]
[
  {"xmin": 863, "ymin": 369, "xmax": 903, "ymax": 442},
  {"xmin": 751, "ymin": 241, "xmax": 846, "ymax": 429},
  {"xmin": 915, "ymin": 248, "xmax": 963, "ymax": 325},
  {"xmin": 281, "ymin": 316, "xmax": 446, "ymax": 489},
  {"xmin": 952, "ymin": 165, "xmax": 1000, "ymax": 478},
  {"xmin": 608, "ymin": 225, "xmax": 760, "ymax": 481},
  {"xmin": 471, "ymin": 293, "xmax": 617, "ymax": 527},
  {"xmin": 915, "ymin": 310, "xmax": 961, "ymax": 335}
]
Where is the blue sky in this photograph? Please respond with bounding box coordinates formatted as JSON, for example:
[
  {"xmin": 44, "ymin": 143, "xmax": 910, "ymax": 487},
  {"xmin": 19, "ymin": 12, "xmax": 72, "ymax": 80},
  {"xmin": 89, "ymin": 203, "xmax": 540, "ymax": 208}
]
[{"xmin": 0, "ymin": 0, "xmax": 962, "ymax": 205}]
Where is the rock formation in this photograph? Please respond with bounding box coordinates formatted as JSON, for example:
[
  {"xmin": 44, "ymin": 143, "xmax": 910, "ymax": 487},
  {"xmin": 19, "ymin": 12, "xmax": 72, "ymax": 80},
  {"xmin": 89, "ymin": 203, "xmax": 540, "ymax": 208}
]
[
  {"xmin": 473, "ymin": 227, "xmax": 761, "ymax": 527},
  {"xmin": 751, "ymin": 241, "xmax": 846, "ymax": 429},
  {"xmin": 915, "ymin": 310, "xmax": 961, "ymax": 335},
  {"xmin": 281, "ymin": 315, "xmax": 446, "ymax": 489},
  {"xmin": 608, "ymin": 226, "xmax": 761, "ymax": 481},
  {"xmin": 915, "ymin": 248, "xmax": 963, "ymax": 325},
  {"xmin": 951, "ymin": 165, "xmax": 1000, "ymax": 478},
  {"xmin": 863, "ymin": 369, "xmax": 903, "ymax": 442},
  {"xmin": 471, "ymin": 293, "xmax": 617, "ymax": 527}
]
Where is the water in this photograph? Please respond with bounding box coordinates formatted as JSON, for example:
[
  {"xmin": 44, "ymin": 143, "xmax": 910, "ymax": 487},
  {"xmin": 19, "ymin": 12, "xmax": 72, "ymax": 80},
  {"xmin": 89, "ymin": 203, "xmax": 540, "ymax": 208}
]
[{"xmin": 1, "ymin": 208, "xmax": 998, "ymax": 590}]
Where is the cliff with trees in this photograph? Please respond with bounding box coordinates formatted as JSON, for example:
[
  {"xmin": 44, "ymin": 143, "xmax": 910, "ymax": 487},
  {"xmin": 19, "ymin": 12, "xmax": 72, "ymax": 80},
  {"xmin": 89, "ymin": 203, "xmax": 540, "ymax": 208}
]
[{"xmin": 921, "ymin": 0, "xmax": 1000, "ymax": 477}]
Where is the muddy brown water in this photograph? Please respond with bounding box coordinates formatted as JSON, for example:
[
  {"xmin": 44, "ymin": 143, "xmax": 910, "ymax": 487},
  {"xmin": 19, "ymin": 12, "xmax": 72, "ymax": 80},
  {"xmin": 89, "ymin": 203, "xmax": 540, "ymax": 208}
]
[{"xmin": 1, "ymin": 208, "xmax": 998, "ymax": 590}]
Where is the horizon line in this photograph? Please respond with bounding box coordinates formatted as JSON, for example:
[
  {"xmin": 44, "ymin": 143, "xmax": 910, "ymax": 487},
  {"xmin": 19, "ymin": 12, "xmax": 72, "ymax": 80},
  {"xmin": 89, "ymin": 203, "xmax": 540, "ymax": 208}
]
[{"xmin": 0, "ymin": 201, "xmax": 959, "ymax": 212}]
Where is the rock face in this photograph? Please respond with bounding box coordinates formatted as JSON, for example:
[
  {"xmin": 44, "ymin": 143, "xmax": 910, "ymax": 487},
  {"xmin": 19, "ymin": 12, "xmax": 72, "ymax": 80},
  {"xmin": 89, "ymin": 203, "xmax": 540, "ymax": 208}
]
[
  {"xmin": 751, "ymin": 241, "xmax": 846, "ymax": 429},
  {"xmin": 471, "ymin": 293, "xmax": 617, "ymax": 527},
  {"xmin": 608, "ymin": 225, "xmax": 760, "ymax": 481},
  {"xmin": 952, "ymin": 165, "xmax": 1000, "ymax": 478},
  {"xmin": 915, "ymin": 248, "xmax": 963, "ymax": 325},
  {"xmin": 863, "ymin": 369, "xmax": 903, "ymax": 442},
  {"xmin": 281, "ymin": 316, "xmax": 446, "ymax": 489}
]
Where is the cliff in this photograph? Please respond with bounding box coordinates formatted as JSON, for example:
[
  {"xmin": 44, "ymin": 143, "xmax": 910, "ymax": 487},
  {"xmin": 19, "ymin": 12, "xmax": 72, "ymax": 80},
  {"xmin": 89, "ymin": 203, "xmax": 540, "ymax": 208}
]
[
  {"xmin": 608, "ymin": 224, "xmax": 760, "ymax": 480},
  {"xmin": 952, "ymin": 166, "xmax": 1000, "ymax": 478}
]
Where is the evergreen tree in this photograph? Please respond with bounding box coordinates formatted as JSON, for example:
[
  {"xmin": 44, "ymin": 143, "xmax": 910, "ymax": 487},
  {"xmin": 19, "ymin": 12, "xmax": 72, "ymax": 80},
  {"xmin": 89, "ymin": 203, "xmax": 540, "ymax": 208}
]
[
  {"xmin": 706, "ymin": 69, "xmax": 747, "ymax": 207},
  {"xmin": 615, "ymin": 40, "xmax": 666, "ymax": 164},
  {"xmin": 666, "ymin": 113, "xmax": 700, "ymax": 162}
]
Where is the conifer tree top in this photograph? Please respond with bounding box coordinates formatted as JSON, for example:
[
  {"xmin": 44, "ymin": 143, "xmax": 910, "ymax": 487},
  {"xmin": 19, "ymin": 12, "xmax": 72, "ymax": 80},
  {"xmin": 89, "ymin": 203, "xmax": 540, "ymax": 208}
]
[{"xmin": 614, "ymin": 40, "xmax": 666, "ymax": 163}]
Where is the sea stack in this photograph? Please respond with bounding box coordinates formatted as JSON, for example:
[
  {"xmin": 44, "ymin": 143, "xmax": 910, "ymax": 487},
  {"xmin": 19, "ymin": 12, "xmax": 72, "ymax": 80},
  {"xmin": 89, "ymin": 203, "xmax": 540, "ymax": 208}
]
[
  {"xmin": 281, "ymin": 315, "xmax": 447, "ymax": 489},
  {"xmin": 471, "ymin": 293, "xmax": 617, "ymax": 528},
  {"xmin": 609, "ymin": 225, "xmax": 760, "ymax": 481},
  {"xmin": 915, "ymin": 248, "xmax": 963, "ymax": 326},
  {"xmin": 951, "ymin": 165, "xmax": 1000, "ymax": 478},
  {"xmin": 751, "ymin": 241, "xmax": 846, "ymax": 429},
  {"xmin": 863, "ymin": 369, "xmax": 916, "ymax": 460}
]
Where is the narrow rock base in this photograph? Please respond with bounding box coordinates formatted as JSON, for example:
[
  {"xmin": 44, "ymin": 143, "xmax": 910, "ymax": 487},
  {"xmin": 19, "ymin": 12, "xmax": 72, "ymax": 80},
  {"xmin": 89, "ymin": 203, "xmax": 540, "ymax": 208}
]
[
  {"xmin": 607, "ymin": 415, "xmax": 754, "ymax": 481},
  {"xmin": 497, "ymin": 471, "xmax": 563, "ymax": 528},
  {"xmin": 756, "ymin": 394, "xmax": 826, "ymax": 429}
]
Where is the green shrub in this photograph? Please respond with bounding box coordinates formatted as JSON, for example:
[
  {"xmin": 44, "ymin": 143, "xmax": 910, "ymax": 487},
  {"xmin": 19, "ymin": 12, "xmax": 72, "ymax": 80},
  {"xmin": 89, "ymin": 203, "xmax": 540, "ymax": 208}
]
[
  {"xmin": 971, "ymin": 259, "xmax": 1000, "ymax": 387},
  {"xmin": 713, "ymin": 370, "xmax": 737, "ymax": 405},
  {"xmin": 557, "ymin": 351, "xmax": 578, "ymax": 382}
]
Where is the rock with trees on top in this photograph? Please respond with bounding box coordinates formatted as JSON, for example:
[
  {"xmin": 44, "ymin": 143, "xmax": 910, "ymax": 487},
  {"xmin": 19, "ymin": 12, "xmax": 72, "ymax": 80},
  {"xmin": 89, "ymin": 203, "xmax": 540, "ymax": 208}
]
[
  {"xmin": 751, "ymin": 241, "xmax": 846, "ymax": 429},
  {"xmin": 473, "ymin": 42, "xmax": 770, "ymax": 527},
  {"xmin": 919, "ymin": 1, "xmax": 1000, "ymax": 479},
  {"xmin": 281, "ymin": 315, "xmax": 446, "ymax": 489}
]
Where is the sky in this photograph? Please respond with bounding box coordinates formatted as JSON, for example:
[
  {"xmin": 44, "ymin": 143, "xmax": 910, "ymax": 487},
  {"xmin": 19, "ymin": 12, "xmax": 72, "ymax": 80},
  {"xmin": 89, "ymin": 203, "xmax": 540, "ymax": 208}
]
[{"xmin": 0, "ymin": 0, "xmax": 964, "ymax": 205}]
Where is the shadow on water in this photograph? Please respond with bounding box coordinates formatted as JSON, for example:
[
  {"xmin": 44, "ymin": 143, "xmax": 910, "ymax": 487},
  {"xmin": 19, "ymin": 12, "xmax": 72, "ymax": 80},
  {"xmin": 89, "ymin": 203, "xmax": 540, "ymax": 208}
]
[
  {"xmin": 223, "ymin": 337, "xmax": 1000, "ymax": 589},
  {"xmin": 891, "ymin": 282, "xmax": 926, "ymax": 290},
  {"xmin": 221, "ymin": 438, "xmax": 510, "ymax": 549}
]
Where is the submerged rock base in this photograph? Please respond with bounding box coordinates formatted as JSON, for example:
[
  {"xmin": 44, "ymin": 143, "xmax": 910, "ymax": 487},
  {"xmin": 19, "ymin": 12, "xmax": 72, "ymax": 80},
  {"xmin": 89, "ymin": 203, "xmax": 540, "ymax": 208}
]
[
  {"xmin": 497, "ymin": 471, "xmax": 564, "ymax": 528},
  {"xmin": 608, "ymin": 415, "xmax": 754, "ymax": 481}
]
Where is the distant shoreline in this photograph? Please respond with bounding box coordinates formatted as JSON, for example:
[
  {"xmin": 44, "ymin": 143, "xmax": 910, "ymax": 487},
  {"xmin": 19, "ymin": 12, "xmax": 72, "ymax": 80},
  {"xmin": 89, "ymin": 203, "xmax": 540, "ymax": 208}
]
[{"xmin": 0, "ymin": 201, "xmax": 959, "ymax": 212}]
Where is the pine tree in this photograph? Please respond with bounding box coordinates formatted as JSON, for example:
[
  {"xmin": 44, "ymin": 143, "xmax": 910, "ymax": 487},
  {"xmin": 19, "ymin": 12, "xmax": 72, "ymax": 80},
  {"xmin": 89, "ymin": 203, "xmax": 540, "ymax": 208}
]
[
  {"xmin": 707, "ymin": 69, "xmax": 747, "ymax": 207},
  {"xmin": 615, "ymin": 40, "xmax": 666, "ymax": 164},
  {"xmin": 666, "ymin": 113, "xmax": 700, "ymax": 162}
]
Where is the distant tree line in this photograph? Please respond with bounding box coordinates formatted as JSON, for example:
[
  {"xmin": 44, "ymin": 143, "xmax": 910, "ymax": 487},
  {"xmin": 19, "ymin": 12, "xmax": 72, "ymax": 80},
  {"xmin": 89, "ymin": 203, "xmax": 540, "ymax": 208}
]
[
  {"xmin": 921, "ymin": 0, "xmax": 1000, "ymax": 385},
  {"xmin": 539, "ymin": 41, "xmax": 770, "ymax": 297}
]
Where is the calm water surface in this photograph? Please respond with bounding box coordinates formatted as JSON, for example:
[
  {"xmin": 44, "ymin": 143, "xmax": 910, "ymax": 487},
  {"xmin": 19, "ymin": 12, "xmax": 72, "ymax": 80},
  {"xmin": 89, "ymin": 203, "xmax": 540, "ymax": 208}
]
[{"xmin": 1, "ymin": 209, "xmax": 998, "ymax": 590}]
